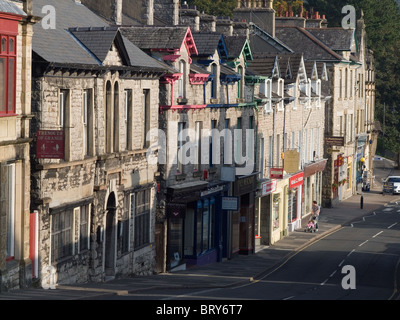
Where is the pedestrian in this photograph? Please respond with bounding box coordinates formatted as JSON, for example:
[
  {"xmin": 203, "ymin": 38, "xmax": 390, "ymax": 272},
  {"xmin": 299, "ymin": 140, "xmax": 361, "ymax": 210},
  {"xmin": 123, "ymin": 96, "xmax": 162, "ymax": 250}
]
[{"xmin": 311, "ymin": 200, "xmax": 320, "ymax": 231}]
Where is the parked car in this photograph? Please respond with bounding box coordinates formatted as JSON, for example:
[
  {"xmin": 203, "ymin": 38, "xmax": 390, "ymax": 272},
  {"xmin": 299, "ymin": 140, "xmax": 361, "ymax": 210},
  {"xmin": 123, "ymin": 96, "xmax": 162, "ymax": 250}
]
[{"xmin": 382, "ymin": 176, "xmax": 400, "ymax": 194}]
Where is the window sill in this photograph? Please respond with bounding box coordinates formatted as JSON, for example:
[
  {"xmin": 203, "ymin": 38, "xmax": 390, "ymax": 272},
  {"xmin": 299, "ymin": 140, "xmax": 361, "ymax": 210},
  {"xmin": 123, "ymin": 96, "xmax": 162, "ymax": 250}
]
[{"xmin": 0, "ymin": 113, "xmax": 18, "ymax": 118}]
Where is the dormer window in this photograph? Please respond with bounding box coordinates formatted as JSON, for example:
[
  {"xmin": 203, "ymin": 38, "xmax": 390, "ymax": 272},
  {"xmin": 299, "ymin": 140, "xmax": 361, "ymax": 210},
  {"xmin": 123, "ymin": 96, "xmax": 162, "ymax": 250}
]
[{"xmin": 0, "ymin": 35, "xmax": 17, "ymax": 116}]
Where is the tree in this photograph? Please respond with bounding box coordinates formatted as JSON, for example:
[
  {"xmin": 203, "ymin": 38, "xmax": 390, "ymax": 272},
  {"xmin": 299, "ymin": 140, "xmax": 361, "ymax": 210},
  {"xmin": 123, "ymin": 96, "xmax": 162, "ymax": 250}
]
[
  {"xmin": 186, "ymin": 0, "xmax": 237, "ymax": 17},
  {"xmin": 306, "ymin": 0, "xmax": 400, "ymax": 154}
]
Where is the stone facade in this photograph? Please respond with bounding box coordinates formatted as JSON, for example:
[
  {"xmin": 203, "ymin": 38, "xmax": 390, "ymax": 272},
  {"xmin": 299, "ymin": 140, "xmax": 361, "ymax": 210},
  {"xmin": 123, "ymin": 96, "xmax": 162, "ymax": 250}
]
[
  {"xmin": 30, "ymin": 67, "xmax": 161, "ymax": 284},
  {"xmin": 0, "ymin": 0, "xmax": 36, "ymax": 292}
]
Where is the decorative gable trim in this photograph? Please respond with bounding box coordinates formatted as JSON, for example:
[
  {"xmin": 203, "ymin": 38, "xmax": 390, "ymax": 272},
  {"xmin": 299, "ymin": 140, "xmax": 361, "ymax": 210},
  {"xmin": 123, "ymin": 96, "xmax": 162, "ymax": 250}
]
[{"xmin": 183, "ymin": 27, "xmax": 198, "ymax": 56}]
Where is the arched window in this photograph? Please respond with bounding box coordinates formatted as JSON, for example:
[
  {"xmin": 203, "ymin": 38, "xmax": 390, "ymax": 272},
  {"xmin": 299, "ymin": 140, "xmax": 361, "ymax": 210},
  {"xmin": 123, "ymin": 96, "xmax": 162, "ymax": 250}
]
[
  {"xmin": 106, "ymin": 81, "xmax": 112, "ymax": 153},
  {"xmin": 113, "ymin": 81, "xmax": 119, "ymax": 152}
]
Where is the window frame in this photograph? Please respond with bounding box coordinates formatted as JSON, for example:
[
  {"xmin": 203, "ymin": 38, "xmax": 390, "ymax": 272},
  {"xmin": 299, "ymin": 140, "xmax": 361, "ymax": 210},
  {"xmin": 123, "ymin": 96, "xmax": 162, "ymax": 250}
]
[
  {"xmin": 134, "ymin": 189, "xmax": 151, "ymax": 250},
  {"xmin": 0, "ymin": 34, "xmax": 17, "ymax": 116}
]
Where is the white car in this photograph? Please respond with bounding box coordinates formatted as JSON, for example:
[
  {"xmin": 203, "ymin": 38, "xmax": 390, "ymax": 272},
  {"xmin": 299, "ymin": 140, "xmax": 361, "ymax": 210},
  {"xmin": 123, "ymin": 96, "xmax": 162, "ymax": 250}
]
[{"xmin": 383, "ymin": 176, "xmax": 400, "ymax": 194}]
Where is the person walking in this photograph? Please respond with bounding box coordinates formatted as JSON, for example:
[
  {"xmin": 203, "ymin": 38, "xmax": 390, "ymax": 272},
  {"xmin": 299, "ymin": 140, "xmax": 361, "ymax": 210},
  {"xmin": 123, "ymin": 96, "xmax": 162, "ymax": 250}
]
[{"xmin": 311, "ymin": 200, "xmax": 320, "ymax": 231}]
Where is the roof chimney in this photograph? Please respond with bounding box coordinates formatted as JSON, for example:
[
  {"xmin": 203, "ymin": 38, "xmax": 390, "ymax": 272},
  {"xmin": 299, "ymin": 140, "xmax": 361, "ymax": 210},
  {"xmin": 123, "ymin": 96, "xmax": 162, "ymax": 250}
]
[
  {"xmin": 23, "ymin": 0, "xmax": 33, "ymax": 15},
  {"xmin": 114, "ymin": 0, "xmax": 122, "ymax": 25}
]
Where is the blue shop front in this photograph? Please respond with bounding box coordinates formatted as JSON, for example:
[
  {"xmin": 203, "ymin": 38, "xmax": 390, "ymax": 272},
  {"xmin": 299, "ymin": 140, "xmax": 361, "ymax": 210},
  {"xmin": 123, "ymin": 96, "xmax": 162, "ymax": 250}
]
[{"xmin": 166, "ymin": 181, "xmax": 230, "ymax": 271}]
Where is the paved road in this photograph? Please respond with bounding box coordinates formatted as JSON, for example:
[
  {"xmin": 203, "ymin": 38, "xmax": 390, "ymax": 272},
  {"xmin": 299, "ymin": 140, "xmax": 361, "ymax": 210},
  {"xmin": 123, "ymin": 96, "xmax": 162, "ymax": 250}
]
[{"xmin": 87, "ymin": 201, "xmax": 400, "ymax": 300}]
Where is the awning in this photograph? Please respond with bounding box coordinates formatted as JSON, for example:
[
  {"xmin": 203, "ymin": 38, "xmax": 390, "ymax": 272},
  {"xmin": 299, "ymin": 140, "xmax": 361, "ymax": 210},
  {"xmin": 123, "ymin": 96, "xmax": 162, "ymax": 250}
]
[{"xmin": 304, "ymin": 159, "xmax": 328, "ymax": 178}]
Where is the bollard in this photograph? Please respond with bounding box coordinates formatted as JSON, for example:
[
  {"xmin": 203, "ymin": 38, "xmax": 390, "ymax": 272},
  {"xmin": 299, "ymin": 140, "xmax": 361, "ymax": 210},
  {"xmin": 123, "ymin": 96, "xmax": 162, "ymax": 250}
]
[{"xmin": 360, "ymin": 194, "xmax": 364, "ymax": 209}]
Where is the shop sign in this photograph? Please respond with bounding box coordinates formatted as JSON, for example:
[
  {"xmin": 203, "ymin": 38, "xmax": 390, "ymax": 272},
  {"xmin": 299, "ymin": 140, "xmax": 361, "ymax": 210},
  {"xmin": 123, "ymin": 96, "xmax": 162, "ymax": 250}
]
[
  {"xmin": 325, "ymin": 136, "xmax": 345, "ymax": 146},
  {"xmin": 222, "ymin": 197, "xmax": 239, "ymax": 211},
  {"xmin": 200, "ymin": 185, "xmax": 224, "ymax": 197},
  {"xmin": 261, "ymin": 179, "xmax": 277, "ymax": 196},
  {"xmin": 270, "ymin": 167, "xmax": 283, "ymax": 179},
  {"xmin": 284, "ymin": 150, "xmax": 299, "ymax": 173},
  {"xmin": 36, "ymin": 130, "xmax": 65, "ymax": 159},
  {"xmin": 289, "ymin": 172, "xmax": 304, "ymax": 189},
  {"xmin": 235, "ymin": 174, "xmax": 257, "ymax": 195}
]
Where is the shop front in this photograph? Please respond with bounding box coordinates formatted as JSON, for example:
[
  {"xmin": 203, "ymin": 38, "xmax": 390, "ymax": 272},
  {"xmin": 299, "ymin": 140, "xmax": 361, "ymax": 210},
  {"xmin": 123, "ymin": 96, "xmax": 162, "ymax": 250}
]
[
  {"xmin": 256, "ymin": 179, "xmax": 277, "ymax": 246},
  {"xmin": 287, "ymin": 171, "xmax": 304, "ymax": 232},
  {"xmin": 257, "ymin": 178, "xmax": 289, "ymax": 245},
  {"xmin": 233, "ymin": 173, "xmax": 258, "ymax": 255},
  {"xmin": 166, "ymin": 181, "xmax": 229, "ymax": 271},
  {"xmin": 302, "ymin": 159, "xmax": 327, "ymax": 216}
]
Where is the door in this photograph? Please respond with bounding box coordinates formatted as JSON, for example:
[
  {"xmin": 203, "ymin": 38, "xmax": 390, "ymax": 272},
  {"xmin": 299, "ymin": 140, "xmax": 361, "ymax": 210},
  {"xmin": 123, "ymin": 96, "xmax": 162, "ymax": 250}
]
[{"xmin": 105, "ymin": 193, "xmax": 116, "ymax": 276}]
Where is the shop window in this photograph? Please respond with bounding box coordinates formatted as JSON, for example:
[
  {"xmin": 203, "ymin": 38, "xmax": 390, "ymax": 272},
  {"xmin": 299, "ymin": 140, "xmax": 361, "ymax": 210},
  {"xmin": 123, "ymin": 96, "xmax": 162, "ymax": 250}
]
[
  {"xmin": 196, "ymin": 198, "xmax": 215, "ymax": 254},
  {"xmin": 272, "ymin": 194, "xmax": 280, "ymax": 230},
  {"xmin": 0, "ymin": 35, "xmax": 17, "ymax": 116}
]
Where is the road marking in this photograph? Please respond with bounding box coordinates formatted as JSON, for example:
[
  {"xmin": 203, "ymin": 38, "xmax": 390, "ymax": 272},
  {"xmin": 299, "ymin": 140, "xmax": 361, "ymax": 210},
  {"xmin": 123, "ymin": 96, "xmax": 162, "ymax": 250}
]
[
  {"xmin": 320, "ymin": 278, "xmax": 329, "ymax": 286},
  {"xmin": 359, "ymin": 240, "xmax": 368, "ymax": 247},
  {"xmin": 329, "ymin": 270, "xmax": 337, "ymax": 277},
  {"xmin": 347, "ymin": 249, "xmax": 355, "ymax": 257},
  {"xmin": 388, "ymin": 222, "xmax": 398, "ymax": 229},
  {"xmin": 338, "ymin": 259, "xmax": 345, "ymax": 267},
  {"xmin": 372, "ymin": 231, "xmax": 384, "ymax": 238},
  {"xmin": 383, "ymin": 208, "xmax": 394, "ymax": 212}
]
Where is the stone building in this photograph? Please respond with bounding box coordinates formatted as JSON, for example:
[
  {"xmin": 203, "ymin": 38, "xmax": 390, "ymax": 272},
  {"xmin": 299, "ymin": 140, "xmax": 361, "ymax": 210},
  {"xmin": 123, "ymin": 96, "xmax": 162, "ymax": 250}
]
[
  {"xmin": 0, "ymin": 0, "xmax": 36, "ymax": 292},
  {"xmin": 30, "ymin": 0, "xmax": 167, "ymax": 285}
]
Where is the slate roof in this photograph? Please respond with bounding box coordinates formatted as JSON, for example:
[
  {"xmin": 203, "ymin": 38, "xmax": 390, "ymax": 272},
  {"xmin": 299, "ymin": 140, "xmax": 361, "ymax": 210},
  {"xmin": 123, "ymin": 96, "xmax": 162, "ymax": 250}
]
[
  {"xmin": 248, "ymin": 52, "xmax": 305, "ymax": 83},
  {"xmin": 224, "ymin": 35, "xmax": 248, "ymax": 58},
  {"xmin": 192, "ymin": 32, "xmax": 227, "ymax": 58},
  {"xmin": 307, "ymin": 28, "xmax": 355, "ymax": 52},
  {"xmin": 247, "ymin": 54, "xmax": 277, "ymax": 78},
  {"xmin": 31, "ymin": 0, "xmax": 166, "ymax": 71},
  {"xmin": 275, "ymin": 27, "xmax": 343, "ymax": 62},
  {"xmin": 120, "ymin": 26, "xmax": 189, "ymax": 51},
  {"xmin": 249, "ymin": 34, "xmax": 286, "ymax": 54},
  {"xmin": 69, "ymin": 27, "xmax": 121, "ymax": 63},
  {"xmin": 0, "ymin": 0, "xmax": 26, "ymax": 16},
  {"xmin": 32, "ymin": 0, "xmax": 109, "ymax": 65}
]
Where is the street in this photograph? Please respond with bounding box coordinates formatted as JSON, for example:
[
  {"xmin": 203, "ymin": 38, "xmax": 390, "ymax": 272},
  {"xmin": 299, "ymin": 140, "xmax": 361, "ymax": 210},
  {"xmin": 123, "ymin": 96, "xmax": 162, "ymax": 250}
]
[
  {"xmin": 88, "ymin": 202, "xmax": 400, "ymax": 300},
  {"xmin": 1, "ymin": 158, "xmax": 399, "ymax": 302}
]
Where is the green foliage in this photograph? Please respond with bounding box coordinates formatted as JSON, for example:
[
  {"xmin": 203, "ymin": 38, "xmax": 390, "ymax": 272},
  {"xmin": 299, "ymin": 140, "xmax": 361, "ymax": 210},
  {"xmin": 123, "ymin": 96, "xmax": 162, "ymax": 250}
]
[
  {"xmin": 186, "ymin": 0, "xmax": 237, "ymax": 17},
  {"xmin": 306, "ymin": 0, "xmax": 400, "ymax": 153}
]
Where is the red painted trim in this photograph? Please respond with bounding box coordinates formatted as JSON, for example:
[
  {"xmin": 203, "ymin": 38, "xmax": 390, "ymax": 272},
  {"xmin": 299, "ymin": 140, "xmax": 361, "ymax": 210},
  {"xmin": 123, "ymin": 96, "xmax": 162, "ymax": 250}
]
[
  {"xmin": 163, "ymin": 54, "xmax": 181, "ymax": 62},
  {"xmin": 189, "ymin": 73, "xmax": 209, "ymax": 85}
]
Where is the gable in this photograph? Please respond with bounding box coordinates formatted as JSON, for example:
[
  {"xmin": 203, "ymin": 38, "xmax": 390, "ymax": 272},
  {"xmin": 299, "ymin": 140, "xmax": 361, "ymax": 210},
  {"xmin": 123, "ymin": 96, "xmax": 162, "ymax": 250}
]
[
  {"xmin": 69, "ymin": 27, "xmax": 130, "ymax": 66},
  {"xmin": 103, "ymin": 42, "xmax": 123, "ymax": 66}
]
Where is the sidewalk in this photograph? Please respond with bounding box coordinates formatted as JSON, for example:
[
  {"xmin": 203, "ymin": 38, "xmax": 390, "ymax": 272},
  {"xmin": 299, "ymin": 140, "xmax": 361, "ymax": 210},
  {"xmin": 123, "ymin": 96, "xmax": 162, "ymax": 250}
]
[{"xmin": 1, "ymin": 186, "xmax": 399, "ymax": 300}]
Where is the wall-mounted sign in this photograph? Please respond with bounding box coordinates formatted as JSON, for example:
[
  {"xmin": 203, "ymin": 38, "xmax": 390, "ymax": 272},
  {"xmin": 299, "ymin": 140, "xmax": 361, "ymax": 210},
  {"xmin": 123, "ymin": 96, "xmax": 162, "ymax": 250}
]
[
  {"xmin": 289, "ymin": 172, "xmax": 304, "ymax": 189},
  {"xmin": 261, "ymin": 179, "xmax": 277, "ymax": 196},
  {"xmin": 222, "ymin": 196, "xmax": 239, "ymax": 211},
  {"xmin": 270, "ymin": 167, "xmax": 283, "ymax": 179},
  {"xmin": 36, "ymin": 130, "xmax": 65, "ymax": 159},
  {"xmin": 325, "ymin": 136, "xmax": 345, "ymax": 146}
]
